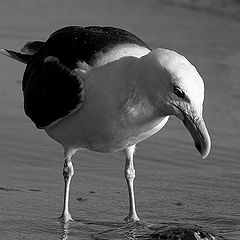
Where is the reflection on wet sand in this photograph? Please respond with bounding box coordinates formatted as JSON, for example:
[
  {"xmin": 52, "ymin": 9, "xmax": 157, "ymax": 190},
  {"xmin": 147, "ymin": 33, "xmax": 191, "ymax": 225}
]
[
  {"xmin": 58, "ymin": 218, "xmax": 224, "ymax": 240},
  {"xmin": 60, "ymin": 220, "xmax": 70, "ymax": 240}
]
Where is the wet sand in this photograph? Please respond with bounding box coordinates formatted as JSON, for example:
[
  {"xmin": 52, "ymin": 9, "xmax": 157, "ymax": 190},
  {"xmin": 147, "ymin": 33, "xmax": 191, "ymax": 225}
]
[{"xmin": 0, "ymin": 0, "xmax": 240, "ymax": 239}]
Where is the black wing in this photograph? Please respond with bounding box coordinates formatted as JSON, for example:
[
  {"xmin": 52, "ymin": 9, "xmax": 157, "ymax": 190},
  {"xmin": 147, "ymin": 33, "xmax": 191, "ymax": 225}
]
[{"xmin": 23, "ymin": 56, "xmax": 84, "ymax": 129}]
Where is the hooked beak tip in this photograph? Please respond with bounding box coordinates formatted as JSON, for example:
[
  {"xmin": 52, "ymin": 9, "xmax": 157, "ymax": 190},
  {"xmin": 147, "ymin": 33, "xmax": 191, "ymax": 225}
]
[
  {"xmin": 183, "ymin": 116, "xmax": 211, "ymax": 159},
  {"xmin": 195, "ymin": 140, "xmax": 210, "ymax": 159}
]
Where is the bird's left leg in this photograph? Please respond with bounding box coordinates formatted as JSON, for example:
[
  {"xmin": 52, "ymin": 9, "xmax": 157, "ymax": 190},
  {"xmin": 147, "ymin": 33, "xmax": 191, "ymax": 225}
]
[
  {"xmin": 124, "ymin": 145, "xmax": 140, "ymax": 222},
  {"xmin": 59, "ymin": 150, "xmax": 75, "ymax": 223}
]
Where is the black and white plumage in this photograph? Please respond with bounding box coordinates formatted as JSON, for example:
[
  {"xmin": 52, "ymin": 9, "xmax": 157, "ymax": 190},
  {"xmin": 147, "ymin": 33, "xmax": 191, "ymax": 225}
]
[
  {"xmin": 1, "ymin": 26, "xmax": 211, "ymax": 223},
  {"xmin": 22, "ymin": 26, "xmax": 150, "ymax": 128}
]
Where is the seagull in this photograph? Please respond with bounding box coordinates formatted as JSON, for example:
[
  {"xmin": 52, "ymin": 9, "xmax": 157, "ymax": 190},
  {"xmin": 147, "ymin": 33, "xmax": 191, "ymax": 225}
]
[{"xmin": 0, "ymin": 26, "xmax": 211, "ymax": 223}]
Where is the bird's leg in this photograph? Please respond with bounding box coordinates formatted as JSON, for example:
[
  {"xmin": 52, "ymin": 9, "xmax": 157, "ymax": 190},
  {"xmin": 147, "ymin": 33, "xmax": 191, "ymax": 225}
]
[
  {"xmin": 124, "ymin": 145, "xmax": 140, "ymax": 222},
  {"xmin": 59, "ymin": 155, "xmax": 74, "ymax": 223}
]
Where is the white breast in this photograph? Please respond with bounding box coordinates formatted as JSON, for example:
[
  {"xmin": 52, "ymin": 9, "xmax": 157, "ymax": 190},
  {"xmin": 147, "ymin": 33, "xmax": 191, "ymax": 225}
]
[{"xmin": 45, "ymin": 46, "xmax": 167, "ymax": 153}]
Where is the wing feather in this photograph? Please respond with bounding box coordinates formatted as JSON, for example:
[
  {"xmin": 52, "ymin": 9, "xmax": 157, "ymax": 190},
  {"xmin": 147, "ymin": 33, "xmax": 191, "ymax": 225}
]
[{"xmin": 23, "ymin": 56, "xmax": 84, "ymax": 129}]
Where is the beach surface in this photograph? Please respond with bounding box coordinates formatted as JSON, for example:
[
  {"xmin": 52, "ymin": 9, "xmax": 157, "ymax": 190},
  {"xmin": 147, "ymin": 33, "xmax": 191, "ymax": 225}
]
[{"xmin": 0, "ymin": 0, "xmax": 240, "ymax": 239}]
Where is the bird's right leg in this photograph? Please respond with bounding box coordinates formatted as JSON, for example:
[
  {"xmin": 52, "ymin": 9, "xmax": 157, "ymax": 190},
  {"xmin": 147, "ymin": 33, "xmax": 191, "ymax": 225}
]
[
  {"xmin": 124, "ymin": 145, "xmax": 140, "ymax": 222},
  {"xmin": 59, "ymin": 153, "xmax": 74, "ymax": 223}
]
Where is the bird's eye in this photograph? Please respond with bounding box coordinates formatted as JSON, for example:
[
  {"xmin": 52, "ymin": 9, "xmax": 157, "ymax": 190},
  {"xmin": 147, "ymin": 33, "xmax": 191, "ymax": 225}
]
[{"xmin": 173, "ymin": 86, "xmax": 185, "ymax": 99}]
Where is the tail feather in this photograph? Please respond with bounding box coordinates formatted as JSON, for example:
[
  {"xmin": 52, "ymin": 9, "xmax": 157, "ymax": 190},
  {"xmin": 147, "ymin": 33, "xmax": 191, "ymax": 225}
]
[
  {"xmin": 1, "ymin": 40, "xmax": 44, "ymax": 64},
  {"xmin": 0, "ymin": 49, "xmax": 31, "ymax": 64}
]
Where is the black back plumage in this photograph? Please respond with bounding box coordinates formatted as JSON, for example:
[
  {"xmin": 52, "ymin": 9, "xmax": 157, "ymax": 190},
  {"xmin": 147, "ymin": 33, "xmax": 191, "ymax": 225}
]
[{"xmin": 22, "ymin": 26, "xmax": 150, "ymax": 129}]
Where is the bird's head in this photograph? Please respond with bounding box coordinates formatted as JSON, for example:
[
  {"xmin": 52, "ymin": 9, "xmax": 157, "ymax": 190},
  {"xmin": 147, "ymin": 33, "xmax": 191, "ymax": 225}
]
[{"xmin": 139, "ymin": 48, "xmax": 211, "ymax": 158}]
